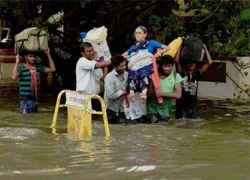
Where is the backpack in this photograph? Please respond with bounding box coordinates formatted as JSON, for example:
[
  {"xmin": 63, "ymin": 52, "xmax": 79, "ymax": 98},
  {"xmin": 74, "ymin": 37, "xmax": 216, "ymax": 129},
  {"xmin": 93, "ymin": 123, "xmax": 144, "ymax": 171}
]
[
  {"xmin": 15, "ymin": 27, "xmax": 48, "ymax": 54},
  {"xmin": 180, "ymin": 36, "xmax": 205, "ymax": 62}
]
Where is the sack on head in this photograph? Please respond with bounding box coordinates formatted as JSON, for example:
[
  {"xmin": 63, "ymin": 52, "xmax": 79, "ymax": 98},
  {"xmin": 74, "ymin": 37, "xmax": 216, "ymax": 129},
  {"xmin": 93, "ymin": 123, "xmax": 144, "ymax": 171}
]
[
  {"xmin": 180, "ymin": 36, "xmax": 205, "ymax": 63},
  {"xmin": 85, "ymin": 26, "xmax": 107, "ymax": 43},
  {"xmin": 15, "ymin": 27, "xmax": 48, "ymax": 54}
]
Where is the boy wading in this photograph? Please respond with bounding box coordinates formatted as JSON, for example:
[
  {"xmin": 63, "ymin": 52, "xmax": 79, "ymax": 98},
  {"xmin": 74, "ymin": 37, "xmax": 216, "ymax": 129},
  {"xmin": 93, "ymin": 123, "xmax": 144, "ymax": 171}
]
[
  {"xmin": 19, "ymin": 63, "xmax": 42, "ymax": 113},
  {"xmin": 11, "ymin": 50, "xmax": 56, "ymax": 113}
]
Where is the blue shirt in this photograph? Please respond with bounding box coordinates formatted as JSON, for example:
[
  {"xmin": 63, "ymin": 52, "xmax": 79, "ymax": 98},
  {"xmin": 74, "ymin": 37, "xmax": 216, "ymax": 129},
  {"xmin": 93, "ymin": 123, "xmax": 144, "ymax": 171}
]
[{"xmin": 126, "ymin": 40, "xmax": 163, "ymax": 55}]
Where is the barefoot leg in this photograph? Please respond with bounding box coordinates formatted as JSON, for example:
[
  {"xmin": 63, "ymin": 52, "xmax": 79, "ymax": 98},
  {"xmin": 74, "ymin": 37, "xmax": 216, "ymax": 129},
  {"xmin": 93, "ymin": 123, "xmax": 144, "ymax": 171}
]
[
  {"xmin": 140, "ymin": 88, "xmax": 148, "ymax": 104},
  {"xmin": 129, "ymin": 90, "xmax": 135, "ymax": 102}
]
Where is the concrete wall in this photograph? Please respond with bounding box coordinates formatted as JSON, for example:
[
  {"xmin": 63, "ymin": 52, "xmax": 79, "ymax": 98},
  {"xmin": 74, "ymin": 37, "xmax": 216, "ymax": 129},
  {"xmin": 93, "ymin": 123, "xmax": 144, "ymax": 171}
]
[{"xmin": 198, "ymin": 57, "xmax": 250, "ymax": 100}]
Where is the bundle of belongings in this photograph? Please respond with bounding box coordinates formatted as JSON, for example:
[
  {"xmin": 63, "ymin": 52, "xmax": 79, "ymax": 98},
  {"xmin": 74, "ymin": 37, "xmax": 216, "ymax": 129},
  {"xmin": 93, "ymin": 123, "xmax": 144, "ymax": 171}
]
[
  {"xmin": 15, "ymin": 27, "xmax": 48, "ymax": 54},
  {"xmin": 179, "ymin": 36, "xmax": 205, "ymax": 63},
  {"xmin": 81, "ymin": 26, "xmax": 111, "ymax": 65},
  {"xmin": 128, "ymin": 49, "xmax": 153, "ymax": 71},
  {"xmin": 81, "ymin": 26, "xmax": 112, "ymax": 94}
]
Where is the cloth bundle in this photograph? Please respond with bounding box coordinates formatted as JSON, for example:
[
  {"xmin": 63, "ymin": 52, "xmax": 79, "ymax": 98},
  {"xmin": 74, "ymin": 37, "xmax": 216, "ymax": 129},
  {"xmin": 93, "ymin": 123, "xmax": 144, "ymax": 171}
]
[
  {"xmin": 15, "ymin": 27, "xmax": 48, "ymax": 54},
  {"xmin": 128, "ymin": 49, "xmax": 153, "ymax": 71}
]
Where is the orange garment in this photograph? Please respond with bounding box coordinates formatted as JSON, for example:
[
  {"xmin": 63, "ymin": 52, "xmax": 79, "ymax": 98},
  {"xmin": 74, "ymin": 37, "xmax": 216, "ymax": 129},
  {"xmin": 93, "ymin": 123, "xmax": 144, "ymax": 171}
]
[{"xmin": 24, "ymin": 64, "xmax": 38, "ymax": 100}]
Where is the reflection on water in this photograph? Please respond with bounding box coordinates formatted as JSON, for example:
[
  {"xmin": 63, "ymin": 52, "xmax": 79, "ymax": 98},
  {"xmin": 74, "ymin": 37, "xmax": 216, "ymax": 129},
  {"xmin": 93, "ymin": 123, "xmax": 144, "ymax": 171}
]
[{"xmin": 0, "ymin": 84, "xmax": 249, "ymax": 179}]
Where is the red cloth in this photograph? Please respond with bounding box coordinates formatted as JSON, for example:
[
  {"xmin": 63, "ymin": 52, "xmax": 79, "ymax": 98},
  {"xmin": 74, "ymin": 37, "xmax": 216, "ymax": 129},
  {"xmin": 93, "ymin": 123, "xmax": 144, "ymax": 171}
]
[
  {"xmin": 124, "ymin": 95, "xmax": 129, "ymax": 108},
  {"xmin": 24, "ymin": 64, "xmax": 38, "ymax": 100},
  {"xmin": 151, "ymin": 55, "xmax": 163, "ymax": 104}
]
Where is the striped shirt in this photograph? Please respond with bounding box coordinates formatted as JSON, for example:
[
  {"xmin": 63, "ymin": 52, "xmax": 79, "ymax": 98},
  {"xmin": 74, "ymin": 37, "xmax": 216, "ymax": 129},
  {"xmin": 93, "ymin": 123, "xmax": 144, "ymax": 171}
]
[{"xmin": 17, "ymin": 64, "xmax": 45, "ymax": 100}]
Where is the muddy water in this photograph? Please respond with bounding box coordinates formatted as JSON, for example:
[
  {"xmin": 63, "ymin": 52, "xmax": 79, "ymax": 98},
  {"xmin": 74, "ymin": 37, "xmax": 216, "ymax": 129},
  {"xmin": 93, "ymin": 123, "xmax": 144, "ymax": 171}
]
[{"xmin": 0, "ymin": 84, "xmax": 249, "ymax": 179}]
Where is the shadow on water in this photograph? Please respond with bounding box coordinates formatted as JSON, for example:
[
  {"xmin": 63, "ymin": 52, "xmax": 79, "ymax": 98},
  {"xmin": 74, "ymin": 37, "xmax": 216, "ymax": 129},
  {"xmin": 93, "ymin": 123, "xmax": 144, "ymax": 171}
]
[{"xmin": 0, "ymin": 84, "xmax": 249, "ymax": 179}]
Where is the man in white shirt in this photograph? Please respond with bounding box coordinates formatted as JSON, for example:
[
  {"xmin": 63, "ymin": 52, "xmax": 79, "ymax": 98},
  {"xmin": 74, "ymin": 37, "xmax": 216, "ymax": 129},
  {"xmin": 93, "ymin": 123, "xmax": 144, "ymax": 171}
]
[
  {"xmin": 80, "ymin": 32, "xmax": 111, "ymax": 94},
  {"xmin": 76, "ymin": 42, "xmax": 111, "ymax": 110}
]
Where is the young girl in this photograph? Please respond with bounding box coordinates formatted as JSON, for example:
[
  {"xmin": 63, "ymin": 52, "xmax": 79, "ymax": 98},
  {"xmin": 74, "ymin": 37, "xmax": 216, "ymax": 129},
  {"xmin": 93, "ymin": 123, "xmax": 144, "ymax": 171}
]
[{"xmin": 122, "ymin": 26, "xmax": 169, "ymax": 103}]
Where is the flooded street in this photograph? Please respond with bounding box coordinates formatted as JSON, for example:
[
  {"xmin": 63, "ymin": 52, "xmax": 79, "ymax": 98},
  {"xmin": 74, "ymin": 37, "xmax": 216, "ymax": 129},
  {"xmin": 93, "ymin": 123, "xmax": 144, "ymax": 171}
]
[{"xmin": 0, "ymin": 84, "xmax": 249, "ymax": 179}]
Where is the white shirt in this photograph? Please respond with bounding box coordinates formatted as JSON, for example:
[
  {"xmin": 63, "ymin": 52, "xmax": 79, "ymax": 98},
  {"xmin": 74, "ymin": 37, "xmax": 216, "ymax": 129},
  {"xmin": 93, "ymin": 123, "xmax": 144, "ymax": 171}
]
[
  {"xmin": 124, "ymin": 92, "xmax": 147, "ymax": 120},
  {"xmin": 83, "ymin": 39, "xmax": 112, "ymax": 93},
  {"xmin": 76, "ymin": 56, "xmax": 98, "ymax": 94}
]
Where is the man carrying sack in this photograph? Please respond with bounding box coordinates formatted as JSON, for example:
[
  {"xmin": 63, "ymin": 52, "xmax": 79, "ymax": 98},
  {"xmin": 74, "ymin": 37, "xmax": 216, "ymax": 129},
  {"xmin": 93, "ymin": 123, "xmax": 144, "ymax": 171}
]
[{"xmin": 11, "ymin": 49, "xmax": 55, "ymax": 113}]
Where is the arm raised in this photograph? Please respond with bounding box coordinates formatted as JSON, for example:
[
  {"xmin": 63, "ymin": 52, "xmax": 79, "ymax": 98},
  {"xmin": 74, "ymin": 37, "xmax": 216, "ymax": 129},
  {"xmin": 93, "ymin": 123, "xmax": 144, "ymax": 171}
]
[
  {"xmin": 11, "ymin": 55, "xmax": 20, "ymax": 80},
  {"xmin": 44, "ymin": 49, "xmax": 56, "ymax": 73}
]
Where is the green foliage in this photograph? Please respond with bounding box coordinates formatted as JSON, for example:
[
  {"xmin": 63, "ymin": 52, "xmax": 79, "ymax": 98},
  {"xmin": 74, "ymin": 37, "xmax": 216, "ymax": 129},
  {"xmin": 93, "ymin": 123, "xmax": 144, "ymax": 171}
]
[
  {"xmin": 149, "ymin": 15, "xmax": 161, "ymax": 27},
  {"xmin": 225, "ymin": 32, "xmax": 249, "ymax": 56},
  {"xmin": 80, "ymin": 0, "xmax": 91, "ymax": 8},
  {"xmin": 148, "ymin": 13, "xmax": 184, "ymax": 38},
  {"xmin": 0, "ymin": 0, "xmax": 43, "ymax": 36},
  {"xmin": 186, "ymin": 0, "xmax": 202, "ymax": 10},
  {"xmin": 191, "ymin": 0, "xmax": 250, "ymax": 57},
  {"xmin": 240, "ymin": 8, "xmax": 250, "ymax": 19},
  {"xmin": 164, "ymin": 13, "xmax": 184, "ymax": 36},
  {"xmin": 0, "ymin": 0, "xmax": 249, "ymax": 58},
  {"xmin": 222, "ymin": 6, "xmax": 250, "ymax": 56}
]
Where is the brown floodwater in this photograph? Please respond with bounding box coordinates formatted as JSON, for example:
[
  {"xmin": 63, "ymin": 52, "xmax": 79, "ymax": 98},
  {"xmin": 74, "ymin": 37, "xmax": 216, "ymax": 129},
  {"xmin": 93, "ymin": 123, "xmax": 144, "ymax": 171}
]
[{"xmin": 0, "ymin": 84, "xmax": 249, "ymax": 179}]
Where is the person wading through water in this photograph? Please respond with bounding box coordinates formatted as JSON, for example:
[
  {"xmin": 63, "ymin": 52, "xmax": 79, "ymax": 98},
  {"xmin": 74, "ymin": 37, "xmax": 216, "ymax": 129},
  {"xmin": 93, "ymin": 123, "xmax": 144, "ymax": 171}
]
[{"xmin": 11, "ymin": 49, "xmax": 56, "ymax": 113}]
